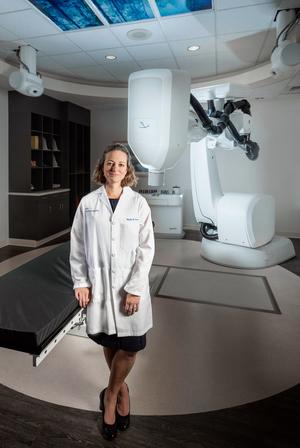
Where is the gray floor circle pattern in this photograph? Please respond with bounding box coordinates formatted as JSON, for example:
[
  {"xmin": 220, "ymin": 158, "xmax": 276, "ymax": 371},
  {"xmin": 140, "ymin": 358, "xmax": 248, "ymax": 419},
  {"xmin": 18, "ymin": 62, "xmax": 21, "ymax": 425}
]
[{"xmin": 0, "ymin": 239, "xmax": 300, "ymax": 415}]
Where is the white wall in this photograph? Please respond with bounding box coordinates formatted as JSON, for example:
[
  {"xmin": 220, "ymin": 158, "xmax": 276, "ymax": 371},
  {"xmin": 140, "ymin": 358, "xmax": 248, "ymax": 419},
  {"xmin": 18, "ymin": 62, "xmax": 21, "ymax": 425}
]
[
  {"xmin": 0, "ymin": 88, "xmax": 8, "ymax": 246},
  {"xmin": 91, "ymin": 95, "xmax": 300, "ymax": 236}
]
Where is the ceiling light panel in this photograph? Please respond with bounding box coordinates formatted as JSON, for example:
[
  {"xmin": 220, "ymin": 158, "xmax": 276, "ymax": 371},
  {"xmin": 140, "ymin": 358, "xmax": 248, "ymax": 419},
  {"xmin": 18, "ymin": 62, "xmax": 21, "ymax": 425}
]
[
  {"xmin": 28, "ymin": 0, "xmax": 103, "ymax": 31},
  {"xmin": 90, "ymin": 0, "xmax": 154, "ymax": 24},
  {"xmin": 155, "ymin": 0, "xmax": 212, "ymax": 17}
]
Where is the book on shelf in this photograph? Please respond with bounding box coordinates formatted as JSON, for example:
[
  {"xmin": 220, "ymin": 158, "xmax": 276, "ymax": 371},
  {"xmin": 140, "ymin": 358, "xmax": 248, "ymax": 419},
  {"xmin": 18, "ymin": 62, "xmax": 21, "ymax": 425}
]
[{"xmin": 31, "ymin": 135, "xmax": 39, "ymax": 149}]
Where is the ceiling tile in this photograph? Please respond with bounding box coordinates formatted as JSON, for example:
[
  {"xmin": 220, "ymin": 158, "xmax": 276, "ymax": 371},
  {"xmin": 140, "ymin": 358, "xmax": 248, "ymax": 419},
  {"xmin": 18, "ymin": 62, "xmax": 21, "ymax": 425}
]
[
  {"xmin": 69, "ymin": 65, "xmax": 116, "ymax": 82},
  {"xmin": 217, "ymin": 31, "xmax": 268, "ymax": 64},
  {"xmin": 0, "ymin": 0, "xmax": 31, "ymax": 13},
  {"xmin": 214, "ymin": 0, "xmax": 277, "ymax": 10},
  {"xmin": 0, "ymin": 1, "xmax": 286, "ymax": 86},
  {"xmin": 25, "ymin": 34, "xmax": 82, "ymax": 55},
  {"xmin": 105, "ymin": 61, "xmax": 141, "ymax": 82},
  {"xmin": 66, "ymin": 28, "xmax": 121, "ymax": 51},
  {"xmin": 258, "ymin": 28, "xmax": 276, "ymax": 62},
  {"xmin": 0, "ymin": 25, "xmax": 19, "ymax": 41},
  {"xmin": 139, "ymin": 57, "xmax": 178, "ymax": 69},
  {"xmin": 110, "ymin": 21, "xmax": 166, "ymax": 46},
  {"xmin": 176, "ymin": 53, "xmax": 215, "ymax": 68},
  {"xmin": 159, "ymin": 11, "xmax": 215, "ymax": 40},
  {"xmin": 88, "ymin": 47, "xmax": 134, "ymax": 64},
  {"xmin": 217, "ymin": 51, "xmax": 253, "ymax": 74},
  {"xmin": 50, "ymin": 52, "xmax": 98, "ymax": 68},
  {"xmin": 216, "ymin": 4, "xmax": 277, "ymax": 35},
  {"xmin": 126, "ymin": 42, "xmax": 173, "ymax": 60},
  {"xmin": 169, "ymin": 37, "xmax": 215, "ymax": 58},
  {"xmin": 0, "ymin": 9, "xmax": 60, "ymax": 38},
  {"xmin": 37, "ymin": 56, "xmax": 74, "ymax": 75},
  {"xmin": 176, "ymin": 53, "xmax": 216, "ymax": 78},
  {"xmin": 184, "ymin": 64, "xmax": 217, "ymax": 79}
]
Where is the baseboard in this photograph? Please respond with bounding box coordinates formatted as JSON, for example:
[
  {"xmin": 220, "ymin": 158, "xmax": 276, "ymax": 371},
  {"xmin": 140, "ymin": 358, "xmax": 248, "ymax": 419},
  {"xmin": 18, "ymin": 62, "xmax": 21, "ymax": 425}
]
[
  {"xmin": 0, "ymin": 240, "xmax": 9, "ymax": 248},
  {"xmin": 8, "ymin": 228, "xmax": 71, "ymax": 248}
]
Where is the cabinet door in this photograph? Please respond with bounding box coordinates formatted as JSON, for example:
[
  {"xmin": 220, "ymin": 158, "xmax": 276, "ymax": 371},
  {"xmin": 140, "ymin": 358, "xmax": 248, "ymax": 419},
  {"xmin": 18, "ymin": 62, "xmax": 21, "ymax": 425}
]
[
  {"xmin": 60, "ymin": 193, "xmax": 70, "ymax": 230},
  {"xmin": 51, "ymin": 193, "xmax": 70, "ymax": 234},
  {"xmin": 38, "ymin": 196, "xmax": 55, "ymax": 239},
  {"xmin": 38, "ymin": 193, "xmax": 70, "ymax": 238},
  {"xmin": 9, "ymin": 196, "xmax": 39, "ymax": 239}
]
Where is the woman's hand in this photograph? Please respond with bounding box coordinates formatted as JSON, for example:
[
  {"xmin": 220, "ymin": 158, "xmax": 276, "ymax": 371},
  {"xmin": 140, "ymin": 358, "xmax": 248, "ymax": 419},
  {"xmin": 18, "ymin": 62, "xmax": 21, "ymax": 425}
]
[
  {"xmin": 124, "ymin": 293, "xmax": 140, "ymax": 315},
  {"xmin": 74, "ymin": 287, "xmax": 91, "ymax": 308}
]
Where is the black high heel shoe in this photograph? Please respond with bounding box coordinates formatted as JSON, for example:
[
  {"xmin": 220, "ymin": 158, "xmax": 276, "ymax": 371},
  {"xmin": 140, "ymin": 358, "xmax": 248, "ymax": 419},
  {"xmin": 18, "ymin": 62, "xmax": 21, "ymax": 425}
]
[
  {"xmin": 99, "ymin": 388, "xmax": 118, "ymax": 440},
  {"xmin": 116, "ymin": 383, "xmax": 130, "ymax": 431}
]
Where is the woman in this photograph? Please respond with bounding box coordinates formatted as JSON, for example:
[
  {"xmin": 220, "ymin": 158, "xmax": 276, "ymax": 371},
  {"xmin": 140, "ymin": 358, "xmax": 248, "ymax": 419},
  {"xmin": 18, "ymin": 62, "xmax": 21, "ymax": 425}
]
[{"xmin": 70, "ymin": 143, "xmax": 155, "ymax": 440}]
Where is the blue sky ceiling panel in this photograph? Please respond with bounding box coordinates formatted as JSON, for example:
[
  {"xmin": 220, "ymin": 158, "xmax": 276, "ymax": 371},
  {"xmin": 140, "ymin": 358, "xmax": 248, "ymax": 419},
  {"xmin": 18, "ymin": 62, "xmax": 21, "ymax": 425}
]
[
  {"xmin": 29, "ymin": 0, "xmax": 103, "ymax": 31},
  {"xmin": 91, "ymin": 0, "xmax": 154, "ymax": 24},
  {"xmin": 155, "ymin": 0, "xmax": 212, "ymax": 16}
]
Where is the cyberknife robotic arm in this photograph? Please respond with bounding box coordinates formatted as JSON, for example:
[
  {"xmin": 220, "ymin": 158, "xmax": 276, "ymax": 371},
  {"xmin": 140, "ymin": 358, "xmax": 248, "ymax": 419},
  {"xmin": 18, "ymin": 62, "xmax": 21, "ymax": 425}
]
[
  {"xmin": 189, "ymin": 93, "xmax": 260, "ymax": 241},
  {"xmin": 128, "ymin": 69, "xmax": 295, "ymax": 268},
  {"xmin": 190, "ymin": 94, "xmax": 260, "ymax": 161}
]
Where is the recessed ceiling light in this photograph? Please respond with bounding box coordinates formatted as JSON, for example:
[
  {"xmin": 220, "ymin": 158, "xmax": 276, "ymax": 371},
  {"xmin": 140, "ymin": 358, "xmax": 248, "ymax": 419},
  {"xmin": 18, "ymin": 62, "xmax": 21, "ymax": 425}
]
[
  {"xmin": 105, "ymin": 55, "xmax": 117, "ymax": 60},
  {"xmin": 127, "ymin": 28, "xmax": 152, "ymax": 41},
  {"xmin": 187, "ymin": 45, "xmax": 200, "ymax": 52}
]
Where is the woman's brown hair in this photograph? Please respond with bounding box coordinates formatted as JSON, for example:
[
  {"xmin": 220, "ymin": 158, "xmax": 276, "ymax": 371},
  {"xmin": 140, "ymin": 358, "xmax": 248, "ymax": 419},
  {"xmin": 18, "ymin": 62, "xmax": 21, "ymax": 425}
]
[{"xmin": 92, "ymin": 143, "xmax": 138, "ymax": 187}]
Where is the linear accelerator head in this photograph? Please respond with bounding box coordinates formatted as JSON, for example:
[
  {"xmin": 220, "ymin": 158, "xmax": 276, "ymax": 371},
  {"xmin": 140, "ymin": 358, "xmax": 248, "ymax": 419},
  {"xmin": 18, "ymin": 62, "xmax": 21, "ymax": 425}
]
[{"xmin": 128, "ymin": 69, "xmax": 190, "ymax": 185}]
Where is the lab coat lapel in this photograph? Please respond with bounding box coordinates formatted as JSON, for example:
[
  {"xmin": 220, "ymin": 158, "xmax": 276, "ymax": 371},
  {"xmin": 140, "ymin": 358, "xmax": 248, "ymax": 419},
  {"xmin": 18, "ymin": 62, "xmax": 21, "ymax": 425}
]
[
  {"xmin": 96, "ymin": 185, "xmax": 132, "ymax": 217},
  {"xmin": 97, "ymin": 185, "xmax": 112, "ymax": 214},
  {"xmin": 111, "ymin": 186, "xmax": 131, "ymax": 219}
]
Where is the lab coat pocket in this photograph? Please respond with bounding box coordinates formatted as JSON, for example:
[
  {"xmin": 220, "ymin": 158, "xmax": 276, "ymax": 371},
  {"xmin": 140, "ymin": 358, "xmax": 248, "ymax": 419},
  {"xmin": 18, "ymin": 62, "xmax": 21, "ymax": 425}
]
[
  {"xmin": 88, "ymin": 267, "xmax": 104, "ymax": 303},
  {"xmin": 120, "ymin": 218, "xmax": 140, "ymax": 251}
]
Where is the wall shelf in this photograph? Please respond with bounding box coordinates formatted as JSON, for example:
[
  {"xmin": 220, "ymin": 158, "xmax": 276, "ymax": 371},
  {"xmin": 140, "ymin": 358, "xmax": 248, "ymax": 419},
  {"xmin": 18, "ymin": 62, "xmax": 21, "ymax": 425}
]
[{"xmin": 9, "ymin": 92, "xmax": 91, "ymax": 242}]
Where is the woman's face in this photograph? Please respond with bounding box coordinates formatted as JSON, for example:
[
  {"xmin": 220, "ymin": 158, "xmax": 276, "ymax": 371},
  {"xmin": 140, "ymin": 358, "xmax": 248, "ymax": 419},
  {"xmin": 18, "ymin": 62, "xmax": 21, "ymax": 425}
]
[{"xmin": 103, "ymin": 150, "xmax": 128, "ymax": 186}]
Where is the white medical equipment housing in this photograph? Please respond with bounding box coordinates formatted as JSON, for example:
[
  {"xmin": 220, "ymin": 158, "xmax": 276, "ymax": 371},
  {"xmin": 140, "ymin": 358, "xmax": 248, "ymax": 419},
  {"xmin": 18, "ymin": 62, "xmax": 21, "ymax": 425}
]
[
  {"xmin": 9, "ymin": 45, "xmax": 44, "ymax": 97},
  {"xmin": 141, "ymin": 193, "xmax": 184, "ymax": 238},
  {"xmin": 128, "ymin": 69, "xmax": 190, "ymax": 185},
  {"xmin": 128, "ymin": 69, "xmax": 295, "ymax": 268}
]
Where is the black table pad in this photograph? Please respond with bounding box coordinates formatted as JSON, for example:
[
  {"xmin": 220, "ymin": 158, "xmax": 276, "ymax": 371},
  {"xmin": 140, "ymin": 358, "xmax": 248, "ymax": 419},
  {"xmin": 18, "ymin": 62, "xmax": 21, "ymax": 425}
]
[{"xmin": 0, "ymin": 242, "xmax": 79, "ymax": 355}]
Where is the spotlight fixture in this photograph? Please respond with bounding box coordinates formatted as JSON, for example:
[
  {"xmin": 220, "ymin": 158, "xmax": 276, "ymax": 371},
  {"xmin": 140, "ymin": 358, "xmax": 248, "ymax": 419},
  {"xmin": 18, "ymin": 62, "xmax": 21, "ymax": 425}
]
[
  {"xmin": 127, "ymin": 28, "xmax": 152, "ymax": 41},
  {"xmin": 187, "ymin": 45, "xmax": 200, "ymax": 52},
  {"xmin": 105, "ymin": 55, "xmax": 117, "ymax": 60}
]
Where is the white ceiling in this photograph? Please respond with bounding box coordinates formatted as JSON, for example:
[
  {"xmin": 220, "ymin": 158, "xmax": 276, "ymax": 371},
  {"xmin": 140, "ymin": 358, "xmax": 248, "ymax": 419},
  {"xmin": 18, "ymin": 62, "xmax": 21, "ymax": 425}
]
[{"xmin": 0, "ymin": 0, "xmax": 290, "ymax": 86}]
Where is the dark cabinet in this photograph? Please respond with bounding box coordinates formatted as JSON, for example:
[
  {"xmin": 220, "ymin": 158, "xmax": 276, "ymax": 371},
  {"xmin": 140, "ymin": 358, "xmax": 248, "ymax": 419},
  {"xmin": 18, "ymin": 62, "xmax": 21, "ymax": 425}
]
[
  {"xmin": 9, "ymin": 192, "xmax": 70, "ymax": 241},
  {"xmin": 9, "ymin": 93, "xmax": 90, "ymax": 244}
]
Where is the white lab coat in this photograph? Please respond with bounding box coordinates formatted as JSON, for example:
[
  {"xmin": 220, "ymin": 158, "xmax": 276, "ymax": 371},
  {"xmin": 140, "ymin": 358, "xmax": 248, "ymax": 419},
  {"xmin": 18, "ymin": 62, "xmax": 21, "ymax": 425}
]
[{"xmin": 69, "ymin": 185, "xmax": 155, "ymax": 337}]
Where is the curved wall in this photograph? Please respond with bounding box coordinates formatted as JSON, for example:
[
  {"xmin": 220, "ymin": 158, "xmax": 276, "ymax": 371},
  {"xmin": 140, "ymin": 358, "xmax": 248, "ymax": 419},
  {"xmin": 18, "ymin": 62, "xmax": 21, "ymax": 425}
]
[{"xmin": 1, "ymin": 58, "xmax": 299, "ymax": 240}]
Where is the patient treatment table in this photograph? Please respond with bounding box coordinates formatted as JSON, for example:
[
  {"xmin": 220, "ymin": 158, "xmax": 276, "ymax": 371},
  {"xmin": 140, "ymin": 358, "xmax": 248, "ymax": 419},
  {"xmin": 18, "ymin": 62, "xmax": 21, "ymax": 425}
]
[{"xmin": 0, "ymin": 242, "xmax": 84, "ymax": 366}]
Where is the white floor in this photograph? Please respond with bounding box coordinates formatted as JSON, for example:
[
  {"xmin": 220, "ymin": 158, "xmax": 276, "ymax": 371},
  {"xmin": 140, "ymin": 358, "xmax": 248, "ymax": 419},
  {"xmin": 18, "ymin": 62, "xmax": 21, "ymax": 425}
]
[{"xmin": 1, "ymin": 239, "xmax": 300, "ymax": 415}]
